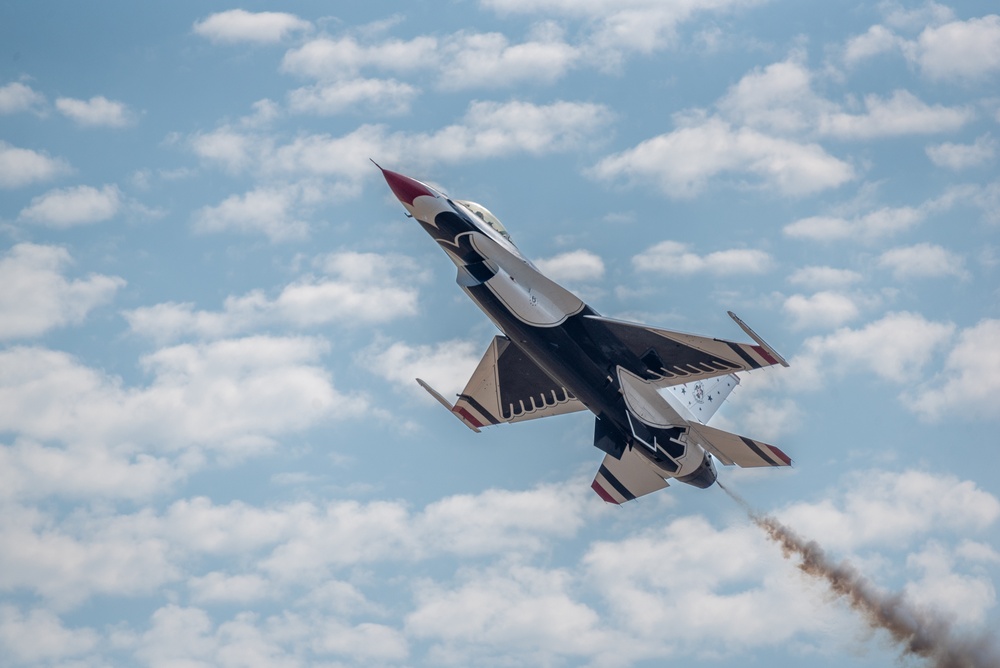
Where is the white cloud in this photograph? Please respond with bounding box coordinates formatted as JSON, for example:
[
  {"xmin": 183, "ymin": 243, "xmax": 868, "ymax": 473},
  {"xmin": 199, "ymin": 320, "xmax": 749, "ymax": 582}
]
[
  {"xmin": 126, "ymin": 252, "xmax": 422, "ymax": 343},
  {"xmin": 481, "ymin": 0, "xmax": 767, "ymax": 56},
  {"xmin": 783, "ymin": 291, "xmax": 861, "ymax": 330},
  {"xmin": 791, "ymin": 311, "xmax": 955, "ymax": 388},
  {"xmin": 287, "ymin": 78, "xmax": 418, "ymax": 116},
  {"xmin": 189, "ymin": 127, "xmax": 271, "ymax": 173},
  {"xmin": 882, "ymin": 2, "xmax": 955, "ymax": 31},
  {"xmin": 192, "ymin": 100, "xmax": 611, "ymax": 186},
  {"xmin": 926, "ymin": 134, "xmax": 996, "ymax": 170},
  {"xmin": 193, "ymin": 9, "xmax": 312, "ymax": 44},
  {"xmin": 0, "ymin": 502, "xmax": 180, "ymax": 608},
  {"xmin": 0, "ymin": 81, "xmax": 45, "ymax": 114},
  {"xmin": 281, "ymin": 35, "xmax": 438, "ymax": 79},
  {"xmin": 407, "ymin": 565, "xmax": 605, "ymax": 664},
  {"xmin": 591, "ymin": 117, "xmax": 854, "ymax": 197},
  {"xmin": 534, "ymin": 249, "xmax": 605, "ymax": 282},
  {"xmin": 19, "ymin": 184, "xmax": 122, "ymax": 227},
  {"xmin": 55, "ymin": 96, "xmax": 134, "ymax": 127},
  {"xmin": 842, "ymin": 24, "xmax": 903, "ymax": 66},
  {"xmin": 0, "ymin": 141, "xmax": 71, "ymax": 189},
  {"xmin": 909, "ymin": 319, "xmax": 1000, "ymax": 421},
  {"xmin": 903, "ymin": 542, "xmax": 997, "ymax": 626},
  {"xmin": 437, "ymin": 27, "xmax": 580, "ymax": 89},
  {"xmin": 783, "ymin": 205, "xmax": 925, "ymax": 242},
  {"xmin": 368, "ymin": 339, "xmax": 484, "ymax": 400},
  {"xmin": 187, "ymin": 572, "xmax": 275, "ymax": 605},
  {"xmin": 717, "ymin": 57, "xmax": 833, "ymax": 135},
  {"xmin": 269, "ymin": 100, "xmax": 612, "ymax": 179},
  {"xmin": 779, "ymin": 470, "xmax": 1000, "ymax": 552},
  {"xmin": 136, "ymin": 605, "xmax": 408, "ymax": 666},
  {"xmin": 913, "ymin": 15, "xmax": 1000, "ymax": 81},
  {"xmin": 787, "ymin": 266, "xmax": 863, "ymax": 289},
  {"xmin": 0, "ymin": 337, "xmax": 364, "ymax": 471},
  {"xmin": 632, "ymin": 240, "xmax": 773, "ymax": 275},
  {"xmin": 0, "ymin": 243, "xmax": 124, "ymax": 340},
  {"xmin": 818, "ymin": 89, "xmax": 972, "ymax": 139},
  {"xmin": 582, "ymin": 514, "xmax": 836, "ymax": 662},
  {"xmin": 0, "ymin": 605, "xmax": 98, "ymax": 662},
  {"xmin": 192, "ymin": 186, "xmax": 310, "ymax": 241},
  {"xmin": 878, "ymin": 242, "xmax": 969, "ymax": 280}
]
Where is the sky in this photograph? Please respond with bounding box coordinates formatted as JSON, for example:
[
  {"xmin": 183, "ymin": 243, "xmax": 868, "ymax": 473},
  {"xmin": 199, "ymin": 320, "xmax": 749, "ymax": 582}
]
[{"xmin": 1, "ymin": 0, "xmax": 999, "ymax": 666}]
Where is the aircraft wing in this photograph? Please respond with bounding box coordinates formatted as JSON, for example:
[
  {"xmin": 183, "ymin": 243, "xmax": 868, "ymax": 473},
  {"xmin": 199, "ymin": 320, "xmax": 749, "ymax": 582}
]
[
  {"xmin": 591, "ymin": 447, "xmax": 669, "ymax": 504},
  {"xmin": 582, "ymin": 312, "xmax": 787, "ymax": 389},
  {"xmin": 418, "ymin": 335, "xmax": 587, "ymax": 431}
]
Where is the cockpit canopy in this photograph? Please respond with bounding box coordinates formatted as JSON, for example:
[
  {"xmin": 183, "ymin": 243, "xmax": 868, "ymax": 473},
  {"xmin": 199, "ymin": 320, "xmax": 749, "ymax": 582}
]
[{"xmin": 455, "ymin": 199, "xmax": 511, "ymax": 241}]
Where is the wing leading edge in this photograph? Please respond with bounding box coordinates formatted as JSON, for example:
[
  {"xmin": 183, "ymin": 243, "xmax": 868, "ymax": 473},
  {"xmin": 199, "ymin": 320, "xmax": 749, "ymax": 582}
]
[{"xmin": 581, "ymin": 311, "xmax": 787, "ymax": 389}]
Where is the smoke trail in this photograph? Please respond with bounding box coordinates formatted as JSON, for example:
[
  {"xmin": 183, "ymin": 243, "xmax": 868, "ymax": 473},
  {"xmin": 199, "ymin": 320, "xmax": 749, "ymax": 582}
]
[{"xmin": 717, "ymin": 481, "xmax": 998, "ymax": 668}]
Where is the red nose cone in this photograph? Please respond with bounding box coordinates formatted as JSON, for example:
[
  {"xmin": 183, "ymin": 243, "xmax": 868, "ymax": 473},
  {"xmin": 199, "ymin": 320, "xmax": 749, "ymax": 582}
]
[{"xmin": 380, "ymin": 168, "xmax": 437, "ymax": 206}]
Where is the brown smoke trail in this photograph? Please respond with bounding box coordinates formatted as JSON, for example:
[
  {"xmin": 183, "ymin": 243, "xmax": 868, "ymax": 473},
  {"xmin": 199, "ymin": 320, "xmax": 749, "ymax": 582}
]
[{"xmin": 717, "ymin": 480, "xmax": 998, "ymax": 668}]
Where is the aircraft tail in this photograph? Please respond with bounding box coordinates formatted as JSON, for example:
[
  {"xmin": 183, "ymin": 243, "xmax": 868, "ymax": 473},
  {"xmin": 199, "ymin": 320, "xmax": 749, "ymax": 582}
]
[{"xmin": 687, "ymin": 422, "xmax": 792, "ymax": 468}]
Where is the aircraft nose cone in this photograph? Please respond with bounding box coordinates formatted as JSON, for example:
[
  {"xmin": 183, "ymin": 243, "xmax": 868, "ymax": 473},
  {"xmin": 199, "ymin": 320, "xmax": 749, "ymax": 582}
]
[{"xmin": 379, "ymin": 167, "xmax": 437, "ymax": 206}]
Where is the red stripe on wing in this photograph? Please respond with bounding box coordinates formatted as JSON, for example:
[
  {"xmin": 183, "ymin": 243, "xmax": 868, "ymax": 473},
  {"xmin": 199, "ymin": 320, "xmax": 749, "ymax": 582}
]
[
  {"xmin": 752, "ymin": 345, "xmax": 778, "ymax": 366},
  {"xmin": 591, "ymin": 480, "xmax": 619, "ymax": 504}
]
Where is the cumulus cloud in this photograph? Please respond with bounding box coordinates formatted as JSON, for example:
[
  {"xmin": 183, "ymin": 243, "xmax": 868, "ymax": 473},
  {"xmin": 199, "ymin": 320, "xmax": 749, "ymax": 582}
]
[
  {"xmin": 282, "ymin": 35, "xmax": 438, "ymax": 79},
  {"xmin": 783, "ymin": 291, "xmax": 861, "ymax": 330},
  {"xmin": 191, "ymin": 99, "xmax": 611, "ymax": 186},
  {"xmin": 534, "ymin": 249, "xmax": 605, "ymax": 282},
  {"xmin": 0, "ymin": 141, "xmax": 71, "ymax": 189},
  {"xmin": 715, "ymin": 54, "xmax": 972, "ymax": 143},
  {"xmin": 0, "ymin": 243, "xmax": 124, "ymax": 340},
  {"xmin": 591, "ymin": 117, "xmax": 854, "ymax": 197},
  {"xmin": 193, "ymin": 9, "xmax": 312, "ymax": 44},
  {"xmin": 632, "ymin": 240, "xmax": 773, "ymax": 275},
  {"xmin": 784, "ymin": 204, "xmax": 926, "ymax": 242},
  {"xmin": 407, "ymin": 565, "xmax": 605, "ymax": 664},
  {"xmin": 842, "ymin": 24, "xmax": 903, "ymax": 66},
  {"xmin": 287, "ymin": 78, "xmax": 418, "ymax": 116},
  {"xmin": 790, "ymin": 311, "xmax": 955, "ymax": 388},
  {"xmin": 481, "ymin": 0, "xmax": 766, "ymax": 56},
  {"xmin": 437, "ymin": 26, "xmax": 580, "ymax": 89},
  {"xmin": 0, "ymin": 605, "xmax": 99, "ymax": 662},
  {"xmin": 779, "ymin": 469, "xmax": 1000, "ymax": 552},
  {"xmin": 926, "ymin": 134, "xmax": 996, "ymax": 170},
  {"xmin": 909, "ymin": 319, "xmax": 1000, "ymax": 421},
  {"xmin": 0, "ymin": 336, "xmax": 363, "ymax": 476},
  {"xmin": 913, "ymin": 15, "xmax": 1000, "ymax": 81},
  {"xmin": 368, "ymin": 338, "xmax": 484, "ymax": 401},
  {"xmin": 878, "ymin": 242, "xmax": 969, "ymax": 280},
  {"xmin": 787, "ymin": 266, "xmax": 863, "ymax": 289},
  {"xmin": 55, "ymin": 96, "xmax": 134, "ymax": 127},
  {"xmin": 817, "ymin": 89, "xmax": 972, "ymax": 139},
  {"xmin": 192, "ymin": 185, "xmax": 310, "ymax": 241},
  {"xmin": 125, "ymin": 252, "xmax": 423, "ymax": 343},
  {"xmin": 19, "ymin": 184, "xmax": 122, "ymax": 227},
  {"xmin": 0, "ymin": 81, "xmax": 46, "ymax": 115}
]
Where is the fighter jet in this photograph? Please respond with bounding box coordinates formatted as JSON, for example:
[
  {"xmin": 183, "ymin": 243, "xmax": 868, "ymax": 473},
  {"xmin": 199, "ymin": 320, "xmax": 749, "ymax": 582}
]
[{"xmin": 378, "ymin": 166, "xmax": 791, "ymax": 504}]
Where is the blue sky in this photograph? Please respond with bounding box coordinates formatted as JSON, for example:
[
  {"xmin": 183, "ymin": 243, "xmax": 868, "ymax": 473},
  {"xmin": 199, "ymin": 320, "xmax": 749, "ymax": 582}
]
[{"xmin": 1, "ymin": 1, "xmax": 999, "ymax": 665}]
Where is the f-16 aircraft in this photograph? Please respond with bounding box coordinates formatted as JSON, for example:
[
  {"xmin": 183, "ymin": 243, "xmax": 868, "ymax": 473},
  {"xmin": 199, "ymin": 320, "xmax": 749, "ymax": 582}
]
[{"xmin": 378, "ymin": 165, "xmax": 791, "ymax": 504}]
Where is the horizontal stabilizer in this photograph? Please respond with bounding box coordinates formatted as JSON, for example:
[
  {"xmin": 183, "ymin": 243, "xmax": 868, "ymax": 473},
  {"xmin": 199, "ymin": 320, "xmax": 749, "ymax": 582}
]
[
  {"xmin": 592, "ymin": 447, "xmax": 669, "ymax": 504},
  {"xmin": 687, "ymin": 422, "xmax": 791, "ymax": 468},
  {"xmin": 451, "ymin": 335, "xmax": 587, "ymax": 428}
]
